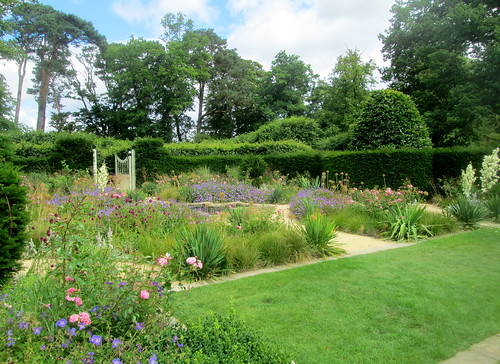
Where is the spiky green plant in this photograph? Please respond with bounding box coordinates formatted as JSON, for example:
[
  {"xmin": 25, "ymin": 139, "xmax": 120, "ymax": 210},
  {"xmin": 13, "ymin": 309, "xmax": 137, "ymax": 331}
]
[{"xmin": 384, "ymin": 203, "xmax": 432, "ymax": 241}]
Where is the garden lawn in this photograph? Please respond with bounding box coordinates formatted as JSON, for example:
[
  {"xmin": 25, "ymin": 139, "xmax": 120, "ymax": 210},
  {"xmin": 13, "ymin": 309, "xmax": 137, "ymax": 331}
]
[{"xmin": 171, "ymin": 228, "xmax": 500, "ymax": 364}]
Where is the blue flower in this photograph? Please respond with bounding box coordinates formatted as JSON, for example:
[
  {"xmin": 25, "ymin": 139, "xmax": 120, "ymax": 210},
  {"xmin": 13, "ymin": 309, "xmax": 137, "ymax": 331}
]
[
  {"xmin": 89, "ymin": 335, "xmax": 102, "ymax": 346},
  {"xmin": 33, "ymin": 326, "xmax": 42, "ymax": 335},
  {"xmin": 112, "ymin": 359, "xmax": 123, "ymax": 364},
  {"xmin": 18, "ymin": 321, "xmax": 28, "ymax": 329},
  {"xmin": 56, "ymin": 318, "xmax": 67, "ymax": 328}
]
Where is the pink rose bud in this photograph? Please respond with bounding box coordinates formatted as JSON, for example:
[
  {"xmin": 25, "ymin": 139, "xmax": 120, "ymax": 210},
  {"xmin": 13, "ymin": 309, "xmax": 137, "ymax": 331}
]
[{"xmin": 140, "ymin": 290, "xmax": 150, "ymax": 300}]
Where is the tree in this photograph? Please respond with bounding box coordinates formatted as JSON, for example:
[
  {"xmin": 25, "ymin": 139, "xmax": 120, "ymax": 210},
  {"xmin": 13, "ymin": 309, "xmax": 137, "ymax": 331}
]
[
  {"xmin": 9, "ymin": 3, "xmax": 105, "ymax": 131},
  {"xmin": 312, "ymin": 49, "xmax": 376, "ymax": 133},
  {"xmin": 0, "ymin": 0, "xmax": 19, "ymax": 56},
  {"xmin": 204, "ymin": 48, "xmax": 268, "ymax": 138},
  {"xmin": 351, "ymin": 89, "xmax": 432, "ymax": 150},
  {"xmin": 259, "ymin": 50, "xmax": 317, "ymax": 119},
  {"xmin": 380, "ymin": 0, "xmax": 499, "ymax": 146},
  {"xmin": 0, "ymin": 75, "xmax": 14, "ymax": 131},
  {"xmin": 79, "ymin": 37, "xmax": 194, "ymax": 141}
]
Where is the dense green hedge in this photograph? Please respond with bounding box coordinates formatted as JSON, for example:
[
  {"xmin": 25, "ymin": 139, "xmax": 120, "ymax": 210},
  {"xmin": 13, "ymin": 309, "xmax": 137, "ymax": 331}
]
[
  {"xmin": 322, "ymin": 149, "xmax": 434, "ymax": 190},
  {"xmin": 8, "ymin": 132, "xmax": 492, "ymax": 191},
  {"xmin": 166, "ymin": 140, "xmax": 312, "ymax": 156}
]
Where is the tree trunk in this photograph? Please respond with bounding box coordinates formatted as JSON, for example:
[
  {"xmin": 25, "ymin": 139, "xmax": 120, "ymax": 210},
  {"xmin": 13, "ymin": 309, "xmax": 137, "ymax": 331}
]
[
  {"xmin": 196, "ymin": 80, "xmax": 205, "ymax": 134},
  {"xmin": 36, "ymin": 65, "xmax": 51, "ymax": 131},
  {"xmin": 175, "ymin": 117, "xmax": 183, "ymax": 142},
  {"xmin": 14, "ymin": 57, "xmax": 28, "ymax": 125}
]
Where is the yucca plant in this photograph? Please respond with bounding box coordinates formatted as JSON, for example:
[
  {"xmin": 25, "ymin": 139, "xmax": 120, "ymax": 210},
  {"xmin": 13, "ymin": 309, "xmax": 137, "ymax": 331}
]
[
  {"xmin": 384, "ymin": 203, "xmax": 431, "ymax": 241},
  {"xmin": 298, "ymin": 214, "xmax": 342, "ymax": 256},
  {"xmin": 484, "ymin": 194, "xmax": 500, "ymax": 223},
  {"xmin": 176, "ymin": 224, "xmax": 227, "ymax": 279},
  {"xmin": 445, "ymin": 197, "xmax": 489, "ymax": 229}
]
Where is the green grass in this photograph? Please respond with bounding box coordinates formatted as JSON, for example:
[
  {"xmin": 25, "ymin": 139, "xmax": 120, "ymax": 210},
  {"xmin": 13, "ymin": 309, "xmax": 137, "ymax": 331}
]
[{"xmin": 171, "ymin": 228, "xmax": 500, "ymax": 364}]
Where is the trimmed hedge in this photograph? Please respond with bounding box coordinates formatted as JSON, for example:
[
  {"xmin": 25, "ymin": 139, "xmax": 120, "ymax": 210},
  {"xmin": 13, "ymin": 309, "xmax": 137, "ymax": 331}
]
[
  {"xmin": 322, "ymin": 149, "xmax": 434, "ymax": 190},
  {"xmin": 166, "ymin": 140, "xmax": 312, "ymax": 156},
  {"xmin": 432, "ymin": 147, "xmax": 490, "ymax": 181}
]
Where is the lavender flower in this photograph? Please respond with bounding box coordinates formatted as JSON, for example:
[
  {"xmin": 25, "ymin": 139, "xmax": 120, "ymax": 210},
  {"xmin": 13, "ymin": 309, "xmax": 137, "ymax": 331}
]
[
  {"xmin": 89, "ymin": 335, "xmax": 102, "ymax": 346},
  {"xmin": 56, "ymin": 318, "xmax": 67, "ymax": 328}
]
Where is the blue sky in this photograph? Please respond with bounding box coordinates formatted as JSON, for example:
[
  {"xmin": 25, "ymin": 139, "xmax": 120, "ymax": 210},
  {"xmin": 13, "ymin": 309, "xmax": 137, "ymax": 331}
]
[{"xmin": 1, "ymin": 0, "xmax": 396, "ymax": 129}]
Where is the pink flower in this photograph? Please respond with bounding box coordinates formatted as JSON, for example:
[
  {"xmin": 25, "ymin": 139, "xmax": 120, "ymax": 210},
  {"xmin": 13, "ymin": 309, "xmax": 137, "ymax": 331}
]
[
  {"xmin": 186, "ymin": 257, "xmax": 197, "ymax": 265},
  {"xmin": 65, "ymin": 276, "xmax": 75, "ymax": 282},
  {"xmin": 69, "ymin": 314, "xmax": 79, "ymax": 323},
  {"xmin": 236, "ymin": 225, "xmax": 242, "ymax": 229},
  {"xmin": 197, "ymin": 260, "xmax": 203, "ymax": 269},
  {"xmin": 65, "ymin": 295, "xmax": 75, "ymax": 302},
  {"xmin": 67, "ymin": 287, "xmax": 79, "ymax": 295},
  {"xmin": 79, "ymin": 312, "xmax": 91, "ymax": 325},
  {"xmin": 156, "ymin": 253, "xmax": 173, "ymax": 266},
  {"xmin": 74, "ymin": 297, "xmax": 83, "ymax": 306},
  {"xmin": 140, "ymin": 290, "xmax": 150, "ymax": 300}
]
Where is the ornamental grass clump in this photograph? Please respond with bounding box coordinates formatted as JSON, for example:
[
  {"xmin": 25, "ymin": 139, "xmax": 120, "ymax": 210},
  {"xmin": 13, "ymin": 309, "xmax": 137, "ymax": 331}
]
[{"xmin": 298, "ymin": 214, "xmax": 342, "ymax": 256}]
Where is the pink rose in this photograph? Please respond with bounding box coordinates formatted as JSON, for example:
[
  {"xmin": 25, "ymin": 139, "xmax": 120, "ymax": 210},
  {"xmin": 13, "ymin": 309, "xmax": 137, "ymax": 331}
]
[
  {"xmin": 69, "ymin": 314, "xmax": 79, "ymax": 323},
  {"xmin": 140, "ymin": 290, "xmax": 150, "ymax": 300},
  {"xmin": 65, "ymin": 295, "xmax": 75, "ymax": 302},
  {"xmin": 65, "ymin": 276, "xmax": 75, "ymax": 282},
  {"xmin": 79, "ymin": 312, "xmax": 91, "ymax": 325},
  {"xmin": 186, "ymin": 257, "xmax": 197, "ymax": 265},
  {"xmin": 67, "ymin": 287, "xmax": 79, "ymax": 295},
  {"xmin": 197, "ymin": 260, "xmax": 203, "ymax": 269},
  {"xmin": 74, "ymin": 297, "xmax": 83, "ymax": 306}
]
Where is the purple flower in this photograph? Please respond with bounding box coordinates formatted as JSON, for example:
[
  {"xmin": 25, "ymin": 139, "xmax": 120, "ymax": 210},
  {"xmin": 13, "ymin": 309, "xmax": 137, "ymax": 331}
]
[
  {"xmin": 40, "ymin": 344, "xmax": 47, "ymax": 351},
  {"xmin": 18, "ymin": 321, "xmax": 28, "ymax": 329},
  {"xmin": 91, "ymin": 306, "xmax": 99, "ymax": 313},
  {"xmin": 56, "ymin": 318, "xmax": 67, "ymax": 328},
  {"xmin": 67, "ymin": 327, "xmax": 77, "ymax": 336},
  {"xmin": 112, "ymin": 359, "xmax": 123, "ymax": 364},
  {"xmin": 149, "ymin": 353, "xmax": 158, "ymax": 364},
  {"xmin": 135, "ymin": 322, "xmax": 145, "ymax": 331},
  {"xmin": 33, "ymin": 326, "xmax": 42, "ymax": 335},
  {"xmin": 112, "ymin": 338, "xmax": 122, "ymax": 348},
  {"xmin": 89, "ymin": 335, "xmax": 102, "ymax": 346}
]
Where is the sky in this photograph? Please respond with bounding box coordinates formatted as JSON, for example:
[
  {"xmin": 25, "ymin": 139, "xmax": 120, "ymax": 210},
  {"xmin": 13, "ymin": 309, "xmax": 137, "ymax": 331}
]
[{"xmin": 0, "ymin": 0, "xmax": 397, "ymax": 130}]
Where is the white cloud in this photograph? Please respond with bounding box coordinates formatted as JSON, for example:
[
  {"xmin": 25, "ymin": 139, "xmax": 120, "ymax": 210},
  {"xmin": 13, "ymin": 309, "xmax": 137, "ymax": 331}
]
[
  {"xmin": 226, "ymin": 0, "xmax": 394, "ymax": 81},
  {"xmin": 112, "ymin": 0, "xmax": 220, "ymax": 36}
]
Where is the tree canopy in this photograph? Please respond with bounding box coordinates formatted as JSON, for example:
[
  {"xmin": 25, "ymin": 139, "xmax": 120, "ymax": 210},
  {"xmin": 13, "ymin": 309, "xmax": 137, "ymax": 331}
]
[{"xmin": 380, "ymin": 0, "xmax": 499, "ymax": 147}]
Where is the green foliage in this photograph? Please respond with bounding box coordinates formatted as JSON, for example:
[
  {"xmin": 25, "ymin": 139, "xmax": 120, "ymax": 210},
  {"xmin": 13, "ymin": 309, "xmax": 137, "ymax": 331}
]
[
  {"xmin": 0, "ymin": 160, "xmax": 29, "ymax": 286},
  {"xmin": 381, "ymin": 0, "xmax": 498, "ymax": 147},
  {"xmin": 176, "ymin": 224, "xmax": 227, "ymax": 279},
  {"xmin": 322, "ymin": 149, "xmax": 433, "ymax": 191},
  {"xmin": 484, "ymin": 195, "xmax": 500, "ymax": 223},
  {"xmin": 174, "ymin": 311, "xmax": 291, "ymax": 363},
  {"xmin": 50, "ymin": 132, "xmax": 95, "ymax": 171},
  {"xmin": 264, "ymin": 151, "xmax": 322, "ymax": 178},
  {"xmin": 238, "ymin": 116, "xmax": 322, "ymax": 145},
  {"xmin": 445, "ymin": 197, "xmax": 489, "ymax": 229},
  {"xmin": 166, "ymin": 140, "xmax": 312, "ymax": 156},
  {"xmin": 351, "ymin": 89, "xmax": 432, "ymax": 150},
  {"xmin": 432, "ymin": 147, "xmax": 490, "ymax": 181},
  {"xmin": 384, "ymin": 203, "xmax": 431, "ymax": 241},
  {"xmin": 311, "ymin": 49, "xmax": 376, "ymax": 133},
  {"xmin": 134, "ymin": 138, "xmax": 172, "ymax": 184},
  {"xmin": 299, "ymin": 214, "xmax": 340, "ymax": 256},
  {"xmin": 239, "ymin": 155, "xmax": 268, "ymax": 183}
]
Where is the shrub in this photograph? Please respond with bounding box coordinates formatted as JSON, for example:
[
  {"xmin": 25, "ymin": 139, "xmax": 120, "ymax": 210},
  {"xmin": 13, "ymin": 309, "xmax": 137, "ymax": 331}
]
[
  {"xmin": 485, "ymin": 195, "xmax": 500, "ymax": 222},
  {"xmin": 351, "ymin": 89, "xmax": 432, "ymax": 150},
  {"xmin": 0, "ymin": 161, "xmax": 29, "ymax": 286},
  {"xmin": 239, "ymin": 116, "xmax": 322, "ymax": 145},
  {"xmin": 50, "ymin": 133, "xmax": 95, "ymax": 171},
  {"xmin": 171, "ymin": 311, "xmax": 291, "ymax": 363},
  {"xmin": 239, "ymin": 155, "xmax": 268, "ymax": 184}
]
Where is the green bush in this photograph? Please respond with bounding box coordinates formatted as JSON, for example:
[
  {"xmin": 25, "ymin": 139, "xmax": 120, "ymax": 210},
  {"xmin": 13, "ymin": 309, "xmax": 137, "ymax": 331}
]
[
  {"xmin": 170, "ymin": 311, "xmax": 291, "ymax": 363},
  {"xmin": 351, "ymin": 89, "xmax": 432, "ymax": 150},
  {"xmin": 134, "ymin": 138, "xmax": 172, "ymax": 184},
  {"xmin": 239, "ymin": 155, "xmax": 268, "ymax": 183},
  {"xmin": 239, "ymin": 116, "xmax": 322, "ymax": 145},
  {"xmin": 0, "ymin": 160, "xmax": 29, "ymax": 286},
  {"xmin": 445, "ymin": 197, "xmax": 489, "ymax": 229},
  {"xmin": 299, "ymin": 214, "xmax": 341, "ymax": 256},
  {"xmin": 50, "ymin": 132, "xmax": 95, "ymax": 171}
]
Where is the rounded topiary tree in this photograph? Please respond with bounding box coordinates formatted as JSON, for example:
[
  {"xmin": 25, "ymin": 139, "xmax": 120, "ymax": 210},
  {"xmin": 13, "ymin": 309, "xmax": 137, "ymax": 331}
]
[
  {"xmin": 244, "ymin": 116, "xmax": 322, "ymax": 145},
  {"xmin": 351, "ymin": 89, "xmax": 432, "ymax": 150},
  {"xmin": 0, "ymin": 136, "xmax": 29, "ymax": 286}
]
